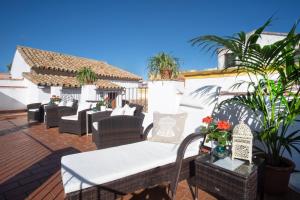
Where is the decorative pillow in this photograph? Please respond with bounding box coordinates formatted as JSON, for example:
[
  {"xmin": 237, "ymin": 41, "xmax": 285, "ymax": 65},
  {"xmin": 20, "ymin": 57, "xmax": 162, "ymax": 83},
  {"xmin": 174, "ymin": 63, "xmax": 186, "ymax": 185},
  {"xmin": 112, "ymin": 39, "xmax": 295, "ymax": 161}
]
[
  {"xmin": 66, "ymin": 101, "xmax": 74, "ymax": 107},
  {"xmin": 110, "ymin": 107, "xmax": 125, "ymax": 116},
  {"xmin": 123, "ymin": 104, "xmax": 136, "ymax": 116},
  {"xmin": 148, "ymin": 112, "xmax": 187, "ymax": 144}
]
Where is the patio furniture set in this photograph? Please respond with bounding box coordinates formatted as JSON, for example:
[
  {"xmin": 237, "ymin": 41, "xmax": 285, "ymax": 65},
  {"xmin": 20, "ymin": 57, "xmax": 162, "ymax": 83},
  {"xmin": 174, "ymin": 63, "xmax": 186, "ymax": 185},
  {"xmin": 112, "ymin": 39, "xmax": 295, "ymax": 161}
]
[
  {"xmin": 27, "ymin": 100, "xmax": 144, "ymax": 142},
  {"xmin": 26, "ymin": 88, "xmax": 264, "ymax": 200}
]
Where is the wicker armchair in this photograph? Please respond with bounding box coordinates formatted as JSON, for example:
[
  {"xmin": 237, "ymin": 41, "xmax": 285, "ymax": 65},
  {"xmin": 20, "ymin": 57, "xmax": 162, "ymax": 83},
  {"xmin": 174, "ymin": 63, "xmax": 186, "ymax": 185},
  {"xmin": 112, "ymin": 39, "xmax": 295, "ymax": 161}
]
[
  {"xmin": 27, "ymin": 103, "xmax": 44, "ymax": 123},
  {"xmin": 91, "ymin": 103, "xmax": 144, "ymax": 149},
  {"xmin": 58, "ymin": 108, "xmax": 90, "ymax": 135},
  {"xmin": 44, "ymin": 101, "xmax": 78, "ymax": 128}
]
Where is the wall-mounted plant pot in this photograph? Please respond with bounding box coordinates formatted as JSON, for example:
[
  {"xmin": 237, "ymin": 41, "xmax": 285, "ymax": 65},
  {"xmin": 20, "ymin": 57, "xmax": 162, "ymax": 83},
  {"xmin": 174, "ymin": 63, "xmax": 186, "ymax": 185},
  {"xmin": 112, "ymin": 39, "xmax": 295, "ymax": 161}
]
[
  {"xmin": 160, "ymin": 69, "xmax": 173, "ymax": 79},
  {"xmin": 264, "ymin": 157, "xmax": 295, "ymax": 194}
]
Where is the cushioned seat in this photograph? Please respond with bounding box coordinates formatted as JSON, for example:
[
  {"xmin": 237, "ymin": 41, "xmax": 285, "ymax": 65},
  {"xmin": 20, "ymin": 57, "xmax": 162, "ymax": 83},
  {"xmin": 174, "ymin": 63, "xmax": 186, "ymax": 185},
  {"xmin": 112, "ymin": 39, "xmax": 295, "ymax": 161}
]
[
  {"xmin": 28, "ymin": 108, "xmax": 40, "ymax": 112},
  {"xmin": 61, "ymin": 139, "xmax": 200, "ymax": 194},
  {"xmin": 61, "ymin": 115, "xmax": 78, "ymax": 121}
]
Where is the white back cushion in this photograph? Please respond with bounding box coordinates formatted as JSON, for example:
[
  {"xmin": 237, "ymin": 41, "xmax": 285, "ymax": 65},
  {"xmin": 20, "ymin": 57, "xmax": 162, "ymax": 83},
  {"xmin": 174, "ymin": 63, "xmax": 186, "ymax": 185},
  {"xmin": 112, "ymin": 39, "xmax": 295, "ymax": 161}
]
[
  {"xmin": 66, "ymin": 101, "xmax": 74, "ymax": 107},
  {"xmin": 110, "ymin": 107, "xmax": 124, "ymax": 116},
  {"xmin": 123, "ymin": 104, "xmax": 136, "ymax": 116}
]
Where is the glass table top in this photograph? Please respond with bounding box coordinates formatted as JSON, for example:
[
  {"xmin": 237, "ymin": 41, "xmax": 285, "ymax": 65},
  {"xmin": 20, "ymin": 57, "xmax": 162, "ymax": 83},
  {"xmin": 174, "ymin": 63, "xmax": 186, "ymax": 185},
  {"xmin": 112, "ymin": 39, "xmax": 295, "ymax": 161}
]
[{"xmin": 196, "ymin": 153, "xmax": 264, "ymax": 177}]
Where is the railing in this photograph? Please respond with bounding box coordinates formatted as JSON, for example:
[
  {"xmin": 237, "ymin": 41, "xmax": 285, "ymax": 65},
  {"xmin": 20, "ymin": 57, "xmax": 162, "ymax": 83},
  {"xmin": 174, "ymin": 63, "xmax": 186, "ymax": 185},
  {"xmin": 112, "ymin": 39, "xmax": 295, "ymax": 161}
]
[
  {"xmin": 61, "ymin": 87, "xmax": 148, "ymax": 112},
  {"xmin": 122, "ymin": 87, "xmax": 148, "ymax": 112}
]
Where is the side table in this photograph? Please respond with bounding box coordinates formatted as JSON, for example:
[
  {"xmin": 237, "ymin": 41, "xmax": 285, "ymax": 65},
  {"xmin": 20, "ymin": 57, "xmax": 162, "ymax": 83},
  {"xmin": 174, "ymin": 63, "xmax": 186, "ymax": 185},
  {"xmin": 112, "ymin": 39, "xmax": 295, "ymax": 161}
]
[{"xmin": 195, "ymin": 154, "xmax": 265, "ymax": 200}]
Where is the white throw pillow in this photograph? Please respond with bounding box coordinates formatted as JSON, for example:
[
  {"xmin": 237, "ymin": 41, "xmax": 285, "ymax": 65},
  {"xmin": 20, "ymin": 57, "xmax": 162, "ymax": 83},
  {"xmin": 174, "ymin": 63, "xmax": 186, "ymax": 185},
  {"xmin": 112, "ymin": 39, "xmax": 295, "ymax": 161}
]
[
  {"xmin": 110, "ymin": 107, "xmax": 125, "ymax": 116},
  {"xmin": 123, "ymin": 104, "xmax": 136, "ymax": 116},
  {"xmin": 66, "ymin": 101, "xmax": 74, "ymax": 107},
  {"xmin": 148, "ymin": 112, "xmax": 187, "ymax": 144}
]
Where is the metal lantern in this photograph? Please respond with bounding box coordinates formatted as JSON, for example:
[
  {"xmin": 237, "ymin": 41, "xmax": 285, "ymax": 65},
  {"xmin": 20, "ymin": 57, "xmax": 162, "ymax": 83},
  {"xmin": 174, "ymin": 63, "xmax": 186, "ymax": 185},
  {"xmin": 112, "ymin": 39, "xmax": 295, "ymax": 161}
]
[{"xmin": 231, "ymin": 121, "xmax": 253, "ymax": 163}]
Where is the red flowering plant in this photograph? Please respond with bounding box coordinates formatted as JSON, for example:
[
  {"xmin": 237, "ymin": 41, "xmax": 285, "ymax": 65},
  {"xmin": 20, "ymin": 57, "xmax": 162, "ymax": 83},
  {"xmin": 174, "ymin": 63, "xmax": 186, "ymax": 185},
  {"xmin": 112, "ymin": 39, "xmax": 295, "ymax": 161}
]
[{"xmin": 201, "ymin": 116, "xmax": 231, "ymax": 147}]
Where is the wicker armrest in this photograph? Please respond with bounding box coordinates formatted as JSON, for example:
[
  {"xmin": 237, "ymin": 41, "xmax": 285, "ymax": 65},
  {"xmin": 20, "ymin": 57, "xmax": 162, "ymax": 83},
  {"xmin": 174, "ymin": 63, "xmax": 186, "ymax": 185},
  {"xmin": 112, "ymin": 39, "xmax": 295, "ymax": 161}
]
[
  {"xmin": 27, "ymin": 103, "xmax": 42, "ymax": 110},
  {"xmin": 91, "ymin": 111, "xmax": 112, "ymax": 123},
  {"xmin": 142, "ymin": 123, "xmax": 153, "ymax": 139}
]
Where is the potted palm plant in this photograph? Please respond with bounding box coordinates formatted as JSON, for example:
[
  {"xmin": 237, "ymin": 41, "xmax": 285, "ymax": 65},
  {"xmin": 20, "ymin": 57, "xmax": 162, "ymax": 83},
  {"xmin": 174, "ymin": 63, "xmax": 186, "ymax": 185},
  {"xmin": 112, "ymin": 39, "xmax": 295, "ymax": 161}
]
[
  {"xmin": 147, "ymin": 52, "xmax": 180, "ymax": 79},
  {"xmin": 191, "ymin": 18, "xmax": 300, "ymax": 194},
  {"xmin": 76, "ymin": 67, "xmax": 98, "ymax": 102}
]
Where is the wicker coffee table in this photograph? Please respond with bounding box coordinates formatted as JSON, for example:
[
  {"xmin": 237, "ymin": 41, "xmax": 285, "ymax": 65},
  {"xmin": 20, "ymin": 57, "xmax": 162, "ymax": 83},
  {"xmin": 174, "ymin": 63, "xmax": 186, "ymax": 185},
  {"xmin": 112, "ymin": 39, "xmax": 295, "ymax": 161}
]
[{"xmin": 195, "ymin": 154, "xmax": 265, "ymax": 200}]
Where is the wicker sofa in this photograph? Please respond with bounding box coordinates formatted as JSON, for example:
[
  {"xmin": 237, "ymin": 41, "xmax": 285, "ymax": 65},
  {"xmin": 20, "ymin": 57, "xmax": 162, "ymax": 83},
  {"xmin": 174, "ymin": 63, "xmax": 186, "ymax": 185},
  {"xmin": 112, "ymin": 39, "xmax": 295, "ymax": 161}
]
[
  {"xmin": 27, "ymin": 103, "xmax": 44, "ymax": 123},
  {"xmin": 45, "ymin": 100, "xmax": 78, "ymax": 128},
  {"xmin": 91, "ymin": 103, "xmax": 144, "ymax": 149}
]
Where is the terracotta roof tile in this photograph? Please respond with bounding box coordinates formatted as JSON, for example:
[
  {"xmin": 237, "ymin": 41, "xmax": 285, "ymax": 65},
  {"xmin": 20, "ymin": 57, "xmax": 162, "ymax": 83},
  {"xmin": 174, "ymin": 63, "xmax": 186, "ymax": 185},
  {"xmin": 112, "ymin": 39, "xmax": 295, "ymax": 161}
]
[
  {"xmin": 23, "ymin": 72, "xmax": 123, "ymax": 90},
  {"xmin": 17, "ymin": 46, "xmax": 141, "ymax": 81}
]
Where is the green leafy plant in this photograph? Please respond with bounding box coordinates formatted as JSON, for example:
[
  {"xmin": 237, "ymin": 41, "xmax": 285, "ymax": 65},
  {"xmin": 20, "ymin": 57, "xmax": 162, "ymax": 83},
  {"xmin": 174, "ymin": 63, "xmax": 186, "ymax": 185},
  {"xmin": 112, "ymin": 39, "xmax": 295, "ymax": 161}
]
[
  {"xmin": 191, "ymin": 18, "xmax": 300, "ymax": 166},
  {"xmin": 201, "ymin": 116, "xmax": 231, "ymax": 147},
  {"xmin": 147, "ymin": 52, "xmax": 180, "ymax": 79},
  {"xmin": 76, "ymin": 67, "xmax": 97, "ymax": 85}
]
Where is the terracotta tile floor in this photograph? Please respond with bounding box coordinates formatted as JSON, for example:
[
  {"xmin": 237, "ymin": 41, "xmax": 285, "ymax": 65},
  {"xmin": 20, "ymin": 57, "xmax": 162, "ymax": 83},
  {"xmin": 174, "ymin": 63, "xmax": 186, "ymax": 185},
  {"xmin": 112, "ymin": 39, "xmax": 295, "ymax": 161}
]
[{"xmin": 0, "ymin": 114, "xmax": 299, "ymax": 200}]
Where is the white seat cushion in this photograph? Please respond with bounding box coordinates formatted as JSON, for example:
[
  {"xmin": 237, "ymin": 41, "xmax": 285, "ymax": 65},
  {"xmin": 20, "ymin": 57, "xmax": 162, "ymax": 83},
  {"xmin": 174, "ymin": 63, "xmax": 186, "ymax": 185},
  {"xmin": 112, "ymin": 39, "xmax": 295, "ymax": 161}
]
[
  {"xmin": 61, "ymin": 139, "xmax": 202, "ymax": 194},
  {"xmin": 28, "ymin": 108, "xmax": 39, "ymax": 112},
  {"xmin": 61, "ymin": 115, "xmax": 78, "ymax": 121}
]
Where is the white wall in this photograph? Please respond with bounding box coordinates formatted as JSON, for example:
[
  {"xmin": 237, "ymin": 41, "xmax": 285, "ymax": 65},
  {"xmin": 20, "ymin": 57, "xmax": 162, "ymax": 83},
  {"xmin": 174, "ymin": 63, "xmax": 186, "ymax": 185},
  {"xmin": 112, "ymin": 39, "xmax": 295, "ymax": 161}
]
[
  {"xmin": 218, "ymin": 33, "xmax": 286, "ymax": 69},
  {"xmin": 10, "ymin": 49, "xmax": 31, "ymax": 79},
  {"xmin": 147, "ymin": 80, "xmax": 184, "ymax": 114}
]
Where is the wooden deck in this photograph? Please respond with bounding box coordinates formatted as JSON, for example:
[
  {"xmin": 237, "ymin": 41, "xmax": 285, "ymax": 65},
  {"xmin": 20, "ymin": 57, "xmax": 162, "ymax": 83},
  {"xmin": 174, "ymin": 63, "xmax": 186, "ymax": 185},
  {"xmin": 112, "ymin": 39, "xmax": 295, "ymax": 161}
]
[{"xmin": 0, "ymin": 114, "xmax": 299, "ymax": 200}]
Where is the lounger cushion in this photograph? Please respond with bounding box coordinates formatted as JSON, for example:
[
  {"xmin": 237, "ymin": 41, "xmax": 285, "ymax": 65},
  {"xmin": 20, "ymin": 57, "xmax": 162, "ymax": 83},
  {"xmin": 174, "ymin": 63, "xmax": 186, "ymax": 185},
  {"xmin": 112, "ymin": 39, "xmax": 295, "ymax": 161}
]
[
  {"xmin": 61, "ymin": 115, "xmax": 78, "ymax": 121},
  {"xmin": 148, "ymin": 112, "xmax": 187, "ymax": 144},
  {"xmin": 61, "ymin": 139, "xmax": 200, "ymax": 194}
]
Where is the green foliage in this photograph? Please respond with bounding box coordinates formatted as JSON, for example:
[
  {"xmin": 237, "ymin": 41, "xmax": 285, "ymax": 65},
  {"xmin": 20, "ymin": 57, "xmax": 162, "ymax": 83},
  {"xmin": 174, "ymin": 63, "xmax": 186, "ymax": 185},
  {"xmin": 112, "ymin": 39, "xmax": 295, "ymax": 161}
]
[
  {"xmin": 6, "ymin": 63, "xmax": 12, "ymax": 71},
  {"xmin": 191, "ymin": 18, "xmax": 300, "ymax": 166},
  {"xmin": 76, "ymin": 67, "xmax": 97, "ymax": 85},
  {"xmin": 147, "ymin": 52, "xmax": 180, "ymax": 78}
]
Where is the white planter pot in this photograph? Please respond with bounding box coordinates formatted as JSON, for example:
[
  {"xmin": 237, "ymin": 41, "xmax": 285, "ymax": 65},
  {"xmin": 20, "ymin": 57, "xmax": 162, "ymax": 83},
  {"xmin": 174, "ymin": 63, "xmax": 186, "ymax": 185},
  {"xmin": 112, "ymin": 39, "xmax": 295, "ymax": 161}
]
[{"xmin": 100, "ymin": 106, "xmax": 106, "ymax": 111}]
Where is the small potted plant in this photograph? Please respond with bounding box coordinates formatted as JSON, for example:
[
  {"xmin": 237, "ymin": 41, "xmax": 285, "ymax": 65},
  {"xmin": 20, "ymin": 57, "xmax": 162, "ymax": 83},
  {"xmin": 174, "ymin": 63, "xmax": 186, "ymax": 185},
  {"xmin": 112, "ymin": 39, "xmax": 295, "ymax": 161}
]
[
  {"xmin": 49, "ymin": 95, "xmax": 61, "ymax": 105},
  {"xmin": 96, "ymin": 98, "xmax": 107, "ymax": 111},
  {"xmin": 76, "ymin": 67, "xmax": 98, "ymax": 102},
  {"xmin": 201, "ymin": 116, "xmax": 231, "ymax": 158},
  {"xmin": 147, "ymin": 52, "xmax": 180, "ymax": 79}
]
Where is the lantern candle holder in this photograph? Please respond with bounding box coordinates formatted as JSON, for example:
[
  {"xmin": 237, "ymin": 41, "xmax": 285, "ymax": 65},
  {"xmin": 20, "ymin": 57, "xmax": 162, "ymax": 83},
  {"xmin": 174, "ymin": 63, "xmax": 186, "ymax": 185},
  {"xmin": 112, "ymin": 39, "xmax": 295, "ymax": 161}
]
[{"xmin": 231, "ymin": 121, "xmax": 253, "ymax": 163}]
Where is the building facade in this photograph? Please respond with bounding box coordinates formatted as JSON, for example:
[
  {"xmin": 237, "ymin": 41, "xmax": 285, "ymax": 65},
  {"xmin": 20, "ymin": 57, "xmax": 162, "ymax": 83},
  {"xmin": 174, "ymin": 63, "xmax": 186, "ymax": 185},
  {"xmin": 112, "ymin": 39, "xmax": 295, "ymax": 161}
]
[{"xmin": 0, "ymin": 46, "xmax": 142, "ymax": 111}]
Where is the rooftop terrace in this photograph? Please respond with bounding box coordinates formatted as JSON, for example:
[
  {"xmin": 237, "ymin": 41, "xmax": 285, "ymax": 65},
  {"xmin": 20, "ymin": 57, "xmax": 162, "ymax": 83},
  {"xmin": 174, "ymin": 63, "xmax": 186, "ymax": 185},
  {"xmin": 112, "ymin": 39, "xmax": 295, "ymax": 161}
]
[{"xmin": 0, "ymin": 114, "xmax": 299, "ymax": 200}]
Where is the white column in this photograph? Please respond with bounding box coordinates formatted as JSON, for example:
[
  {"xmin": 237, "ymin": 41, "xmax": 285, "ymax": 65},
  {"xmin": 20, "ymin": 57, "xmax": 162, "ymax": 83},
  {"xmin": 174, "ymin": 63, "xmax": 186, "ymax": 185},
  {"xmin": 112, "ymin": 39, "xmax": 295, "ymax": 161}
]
[
  {"xmin": 80, "ymin": 84, "xmax": 97, "ymax": 103},
  {"xmin": 148, "ymin": 80, "xmax": 185, "ymax": 114},
  {"xmin": 50, "ymin": 86, "xmax": 62, "ymax": 97}
]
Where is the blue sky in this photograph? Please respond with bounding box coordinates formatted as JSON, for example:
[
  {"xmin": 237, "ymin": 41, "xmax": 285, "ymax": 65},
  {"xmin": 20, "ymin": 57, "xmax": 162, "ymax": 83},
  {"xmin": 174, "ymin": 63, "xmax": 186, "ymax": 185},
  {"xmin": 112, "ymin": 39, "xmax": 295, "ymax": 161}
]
[{"xmin": 0, "ymin": 0, "xmax": 299, "ymax": 79}]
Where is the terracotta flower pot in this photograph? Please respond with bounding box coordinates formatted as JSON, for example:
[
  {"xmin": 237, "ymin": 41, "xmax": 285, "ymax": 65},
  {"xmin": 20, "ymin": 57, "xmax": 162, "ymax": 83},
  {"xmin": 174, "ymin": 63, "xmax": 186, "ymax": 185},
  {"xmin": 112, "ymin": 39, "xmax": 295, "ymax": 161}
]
[
  {"xmin": 160, "ymin": 69, "xmax": 173, "ymax": 79},
  {"xmin": 264, "ymin": 158, "xmax": 295, "ymax": 194}
]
